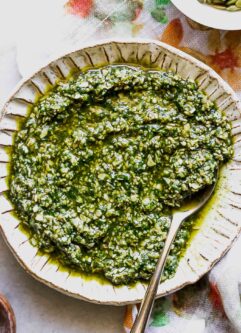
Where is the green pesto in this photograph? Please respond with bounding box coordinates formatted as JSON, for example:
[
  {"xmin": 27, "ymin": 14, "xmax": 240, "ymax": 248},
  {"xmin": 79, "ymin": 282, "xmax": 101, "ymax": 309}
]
[{"xmin": 9, "ymin": 66, "xmax": 233, "ymax": 285}]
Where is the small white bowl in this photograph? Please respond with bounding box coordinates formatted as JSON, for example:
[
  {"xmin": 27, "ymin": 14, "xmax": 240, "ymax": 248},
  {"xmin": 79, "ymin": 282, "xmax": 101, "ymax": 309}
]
[{"xmin": 172, "ymin": 0, "xmax": 241, "ymax": 30}]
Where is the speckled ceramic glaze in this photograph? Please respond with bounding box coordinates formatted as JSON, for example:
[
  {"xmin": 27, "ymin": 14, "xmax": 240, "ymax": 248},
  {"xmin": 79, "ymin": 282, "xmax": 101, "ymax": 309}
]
[{"xmin": 0, "ymin": 40, "xmax": 241, "ymax": 305}]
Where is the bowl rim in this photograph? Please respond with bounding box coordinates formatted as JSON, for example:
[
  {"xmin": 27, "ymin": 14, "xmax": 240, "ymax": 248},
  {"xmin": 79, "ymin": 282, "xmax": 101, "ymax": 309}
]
[
  {"xmin": 0, "ymin": 38, "xmax": 241, "ymax": 305},
  {"xmin": 171, "ymin": 0, "xmax": 241, "ymax": 31},
  {"xmin": 1, "ymin": 38, "xmax": 240, "ymax": 111}
]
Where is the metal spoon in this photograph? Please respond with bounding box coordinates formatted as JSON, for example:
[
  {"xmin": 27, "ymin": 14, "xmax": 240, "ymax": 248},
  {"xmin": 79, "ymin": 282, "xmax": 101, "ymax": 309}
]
[{"xmin": 131, "ymin": 179, "xmax": 217, "ymax": 333}]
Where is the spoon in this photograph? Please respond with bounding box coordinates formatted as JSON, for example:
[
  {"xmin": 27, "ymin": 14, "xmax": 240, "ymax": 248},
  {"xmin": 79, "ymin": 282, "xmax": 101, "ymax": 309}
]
[
  {"xmin": 131, "ymin": 179, "xmax": 217, "ymax": 333},
  {"xmin": 0, "ymin": 294, "xmax": 16, "ymax": 333}
]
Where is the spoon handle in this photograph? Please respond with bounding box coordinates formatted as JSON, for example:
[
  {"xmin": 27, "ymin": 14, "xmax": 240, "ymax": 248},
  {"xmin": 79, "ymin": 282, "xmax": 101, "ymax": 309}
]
[{"xmin": 130, "ymin": 214, "xmax": 184, "ymax": 333}]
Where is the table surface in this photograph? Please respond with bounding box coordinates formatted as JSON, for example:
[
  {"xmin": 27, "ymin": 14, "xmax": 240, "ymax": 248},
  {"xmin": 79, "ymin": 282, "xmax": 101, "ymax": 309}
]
[{"xmin": 0, "ymin": 48, "xmax": 125, "ymax": 333}]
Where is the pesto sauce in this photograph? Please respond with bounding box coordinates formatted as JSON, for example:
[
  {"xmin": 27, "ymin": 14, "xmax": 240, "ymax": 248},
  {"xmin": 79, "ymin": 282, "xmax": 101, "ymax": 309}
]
[{"xmin": 9, "ymin": 66, "xmax": 233, "ymax": 285}]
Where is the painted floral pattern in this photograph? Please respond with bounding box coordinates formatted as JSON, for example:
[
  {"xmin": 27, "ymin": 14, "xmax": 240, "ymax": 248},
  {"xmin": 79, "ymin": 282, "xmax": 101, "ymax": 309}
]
[
  {"xmin": 161, "ymin": 18, "xmax": 241, "ymax": 92},
  {"xmin": 64, "ymin": 0, "xmax": 241, "ymax": 96}
]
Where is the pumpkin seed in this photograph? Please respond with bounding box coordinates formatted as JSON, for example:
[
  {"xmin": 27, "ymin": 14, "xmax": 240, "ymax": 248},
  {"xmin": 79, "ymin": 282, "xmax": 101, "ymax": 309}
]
[
  {"xmin": 198, "ymin": 0, "xmax": 241, "ymax": 10},
  {"xmin": 236, "ymin": 0, "xmax": 241, "ymax": 7}
]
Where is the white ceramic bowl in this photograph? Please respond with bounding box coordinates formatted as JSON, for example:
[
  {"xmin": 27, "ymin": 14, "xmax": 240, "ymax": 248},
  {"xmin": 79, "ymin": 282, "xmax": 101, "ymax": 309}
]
[
  {"xmin": 0, "ymin": 39, "xmax": 241, "ymax": 305},
  {"xmin": 172, "ymin": 0, "xmax": 241, "ymax": 30}
]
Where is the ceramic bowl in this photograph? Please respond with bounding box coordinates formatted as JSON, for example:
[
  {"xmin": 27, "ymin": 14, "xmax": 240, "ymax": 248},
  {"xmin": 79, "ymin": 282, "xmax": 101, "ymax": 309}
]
[
  {"xmin": 172, "ymin": 0, "xmax": 241, "ymax": 30},
  {"xmin": 0, "ymin": 39, "xmax": 241, "ymax": 305},
  {"xmin": 0, "ymin": 294, "xmax": 16, "ymax": 333}
]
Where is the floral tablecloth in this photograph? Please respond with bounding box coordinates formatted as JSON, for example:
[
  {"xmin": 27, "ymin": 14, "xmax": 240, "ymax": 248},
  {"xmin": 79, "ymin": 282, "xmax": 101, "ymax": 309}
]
[{"xmin": 9, "ymin": 1, "xmax": 241, "ymax": 332}]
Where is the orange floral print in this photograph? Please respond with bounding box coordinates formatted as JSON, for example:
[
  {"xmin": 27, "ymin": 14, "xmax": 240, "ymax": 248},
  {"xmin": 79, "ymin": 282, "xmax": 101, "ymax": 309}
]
[
  {"xmin": 161, "ymin": 18, "xmax": 183, "ymax": 48},
  {"xmin": 160, "ymin": 19, "xmax": 241, "ymax": 91},
  {"xmin": 124, "ymin": 305, "xmax": 134, "ymax": 329},
  {"xmin": 209, "ymin": 282, "xmax": 225, "ymax": 314},
  {"xmin": 65, "ymin": 0, "xmax": 93, "ymax": 18}
]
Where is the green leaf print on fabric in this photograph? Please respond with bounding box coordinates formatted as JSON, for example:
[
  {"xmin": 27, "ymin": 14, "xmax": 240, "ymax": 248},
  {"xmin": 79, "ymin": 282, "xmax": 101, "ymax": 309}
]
[
  {"xmin": 151, "ymin": 299, "xmax": 170, "ymax": 327},
  {"xmin": 151, "ymin": 0, "xmax": 170, "ymax": 24},
  {"xmin": 151, "ymin": 312, "xmax": 169, "ymax": 327},
  {"xmin": 156, "ymin": 0, "xmax": 171, "ymax": 4}
]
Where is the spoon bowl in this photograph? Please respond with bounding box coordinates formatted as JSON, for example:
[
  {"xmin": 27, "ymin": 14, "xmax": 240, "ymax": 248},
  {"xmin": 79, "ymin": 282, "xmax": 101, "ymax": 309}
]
[
  {"xmin": 131, "ymin": 176, "xmax": 217, "ymax": 333},
  {"xmin": 173, "ymin": 178, "xmax": 217, "ymax": 221}
]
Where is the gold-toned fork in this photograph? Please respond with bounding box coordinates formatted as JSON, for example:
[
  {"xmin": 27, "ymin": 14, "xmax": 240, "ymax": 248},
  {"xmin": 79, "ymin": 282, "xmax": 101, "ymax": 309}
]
[{"xmin": 131, "ymin": 179, "xmax": 217, "ymax": 333}]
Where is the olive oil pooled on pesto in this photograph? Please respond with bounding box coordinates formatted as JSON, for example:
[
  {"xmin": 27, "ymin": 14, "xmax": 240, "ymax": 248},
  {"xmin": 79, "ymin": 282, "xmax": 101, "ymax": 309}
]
[{"xmin": 9, "ymin": 66, "xmax": 233, "ymax": 285}]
